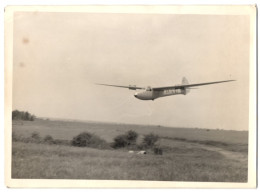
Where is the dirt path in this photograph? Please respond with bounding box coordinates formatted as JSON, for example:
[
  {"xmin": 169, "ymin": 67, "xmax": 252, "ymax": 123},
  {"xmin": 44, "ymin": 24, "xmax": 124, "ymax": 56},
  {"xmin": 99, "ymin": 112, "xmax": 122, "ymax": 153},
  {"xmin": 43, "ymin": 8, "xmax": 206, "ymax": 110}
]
[
  {"xmin": 162, "ymin": 137, "xmax": 248, "ymax": 164},
  {"xmin": 193, "ymin": 143, "xmax": 248, "ymax": 164}
]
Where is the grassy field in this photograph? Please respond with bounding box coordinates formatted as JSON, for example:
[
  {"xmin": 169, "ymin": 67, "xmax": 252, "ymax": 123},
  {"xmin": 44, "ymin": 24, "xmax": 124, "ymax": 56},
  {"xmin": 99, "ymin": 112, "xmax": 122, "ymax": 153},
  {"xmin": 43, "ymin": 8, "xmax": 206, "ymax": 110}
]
[{"xmin": 11, "ymin": 119, "xmax": 248, "ymax": 182}]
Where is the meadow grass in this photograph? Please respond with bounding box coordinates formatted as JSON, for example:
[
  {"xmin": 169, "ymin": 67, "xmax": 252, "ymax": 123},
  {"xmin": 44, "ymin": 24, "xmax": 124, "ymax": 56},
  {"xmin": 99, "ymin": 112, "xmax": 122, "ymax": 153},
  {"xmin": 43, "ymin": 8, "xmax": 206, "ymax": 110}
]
[
  {"xmin": 11, "ymin": 119, "xmax": 248, "ymax": 182},
  {"xmin": 12, "ymin": 141, "xmax": 247, "ymax": 182}
]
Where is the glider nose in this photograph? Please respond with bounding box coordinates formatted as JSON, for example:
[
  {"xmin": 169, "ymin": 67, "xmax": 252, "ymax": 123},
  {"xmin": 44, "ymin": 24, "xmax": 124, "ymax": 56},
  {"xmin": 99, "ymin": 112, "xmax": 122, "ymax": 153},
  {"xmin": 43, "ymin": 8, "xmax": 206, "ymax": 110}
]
[{"xmin": 134, "ymin": 93, "xmax": 138, "ymax": 98}]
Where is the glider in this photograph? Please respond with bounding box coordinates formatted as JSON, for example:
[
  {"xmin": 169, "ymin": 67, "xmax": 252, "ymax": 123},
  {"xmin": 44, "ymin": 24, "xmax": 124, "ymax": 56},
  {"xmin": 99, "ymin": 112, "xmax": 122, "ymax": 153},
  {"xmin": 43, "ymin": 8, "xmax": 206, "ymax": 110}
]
[{"xmin": 96, "ymin": 77, "xmax": 235, "ymax": 100}]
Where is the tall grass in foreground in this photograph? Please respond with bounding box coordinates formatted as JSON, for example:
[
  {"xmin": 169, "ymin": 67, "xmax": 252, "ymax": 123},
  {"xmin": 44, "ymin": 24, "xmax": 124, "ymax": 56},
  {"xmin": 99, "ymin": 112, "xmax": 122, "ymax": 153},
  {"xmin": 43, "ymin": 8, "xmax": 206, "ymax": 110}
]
[{"xmin": 12, "ymin": 142, "xmax": 247, "ymax": 182}]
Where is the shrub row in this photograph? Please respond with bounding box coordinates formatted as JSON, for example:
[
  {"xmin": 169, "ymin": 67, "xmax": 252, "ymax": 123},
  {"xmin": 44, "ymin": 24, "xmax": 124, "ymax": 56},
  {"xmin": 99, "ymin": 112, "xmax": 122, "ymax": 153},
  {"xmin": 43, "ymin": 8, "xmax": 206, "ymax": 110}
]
[
  {"xmin": 12, "ymin": 132, "xmax": 70, "ymax": 145},
  {"xmin": 12, "ymin": 130, "xmax": 163, "ymax": 154}
]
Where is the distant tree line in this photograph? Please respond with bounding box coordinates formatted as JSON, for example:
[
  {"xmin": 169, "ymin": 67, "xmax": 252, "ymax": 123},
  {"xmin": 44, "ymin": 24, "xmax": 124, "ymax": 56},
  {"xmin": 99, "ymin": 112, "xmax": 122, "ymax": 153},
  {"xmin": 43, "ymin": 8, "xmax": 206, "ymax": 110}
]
[{"xmin": 12, "ymin": 110, "xmax": 36, "ymax": 121}]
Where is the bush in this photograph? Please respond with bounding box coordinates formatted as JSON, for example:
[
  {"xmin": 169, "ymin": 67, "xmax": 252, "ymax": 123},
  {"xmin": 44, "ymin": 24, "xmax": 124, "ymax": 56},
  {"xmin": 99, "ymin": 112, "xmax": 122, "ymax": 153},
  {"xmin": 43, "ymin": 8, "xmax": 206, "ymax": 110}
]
[
  {"xmin": 112, "ymin": 130, "xmax": 139, "ymax": 149},
  {"xmin": 31, "ymin": 132, "xmax": 40, "ymax": 140},
  {"xmin": 126, "ymin": 130, "xmax": 138, "ymax": 143},
  {"xmin": 142, "ymin": 133, "xmax": 159, "ymax": 147},
  {"xmin": 44, "ymin": 135, "xmax": 54, "ymax": 144},
  {"xmin": 29, "ymin": 132, "xmax": 42, "ymax": 143},
  {"xmin": 71, "ymin": 132, "xmax": 108, "ymax": 149},
  {"xmin": 112, "ymin": 135, "xmax": 128, "ymax": 148}
]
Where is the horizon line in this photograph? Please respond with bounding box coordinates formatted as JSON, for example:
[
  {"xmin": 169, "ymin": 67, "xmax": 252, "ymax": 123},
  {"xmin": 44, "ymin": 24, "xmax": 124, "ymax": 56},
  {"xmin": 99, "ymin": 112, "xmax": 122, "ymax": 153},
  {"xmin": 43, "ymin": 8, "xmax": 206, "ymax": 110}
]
[{"xmin": 35, "ymin": 116, "xmax": 248, "ymax": 132}]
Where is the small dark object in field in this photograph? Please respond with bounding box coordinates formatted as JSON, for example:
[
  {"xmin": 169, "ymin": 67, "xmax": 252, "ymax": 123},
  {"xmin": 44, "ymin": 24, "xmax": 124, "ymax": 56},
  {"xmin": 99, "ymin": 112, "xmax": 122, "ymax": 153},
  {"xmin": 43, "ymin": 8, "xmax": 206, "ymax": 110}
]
[{"xmin": 153, "ymin": 147, "xmax": 163, "ymax": 155}]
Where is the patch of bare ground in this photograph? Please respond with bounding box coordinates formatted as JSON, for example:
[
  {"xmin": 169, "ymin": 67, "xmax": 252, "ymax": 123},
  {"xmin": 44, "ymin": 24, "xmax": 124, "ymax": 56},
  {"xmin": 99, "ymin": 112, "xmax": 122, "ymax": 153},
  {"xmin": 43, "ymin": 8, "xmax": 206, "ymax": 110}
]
[{"xmin": 198, "ymin": 144, "xmax": 248, "ymax": 164}]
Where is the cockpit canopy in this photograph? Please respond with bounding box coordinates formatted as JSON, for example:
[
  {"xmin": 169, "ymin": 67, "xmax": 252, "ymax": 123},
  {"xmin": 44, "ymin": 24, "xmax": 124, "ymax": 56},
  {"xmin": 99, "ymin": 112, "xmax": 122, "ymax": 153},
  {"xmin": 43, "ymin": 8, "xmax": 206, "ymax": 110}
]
[{"xmin": 146, "ymin": 86, "xmax": 152, "ymax": 91}]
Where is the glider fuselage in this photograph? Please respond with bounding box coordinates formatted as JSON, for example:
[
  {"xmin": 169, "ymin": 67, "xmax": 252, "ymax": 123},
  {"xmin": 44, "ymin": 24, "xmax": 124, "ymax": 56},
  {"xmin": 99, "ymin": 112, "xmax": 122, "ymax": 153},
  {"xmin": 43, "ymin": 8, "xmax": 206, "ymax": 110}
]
[{"xmin": 134, "ymin": 88, "xmax": 188, "ymax": 100}]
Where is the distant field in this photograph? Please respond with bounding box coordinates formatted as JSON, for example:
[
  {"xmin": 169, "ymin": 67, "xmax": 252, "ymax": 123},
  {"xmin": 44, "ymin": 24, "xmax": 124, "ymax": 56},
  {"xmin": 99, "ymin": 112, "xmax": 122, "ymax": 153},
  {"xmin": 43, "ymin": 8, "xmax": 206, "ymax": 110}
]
[
  {"xmin": 12, "ymin": 119, "xmax": 248, "ymax": 144},
  {"xmin": 12, "ymin": 119, "xmax": 248, "ymax": 182}
]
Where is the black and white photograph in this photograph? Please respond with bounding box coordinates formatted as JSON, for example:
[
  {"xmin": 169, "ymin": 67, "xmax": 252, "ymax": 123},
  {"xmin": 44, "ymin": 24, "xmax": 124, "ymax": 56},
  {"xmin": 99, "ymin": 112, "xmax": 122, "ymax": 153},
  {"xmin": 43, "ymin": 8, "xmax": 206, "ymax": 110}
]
[{"xmin": 4, "ymin": 5, "xmax": 256, "ymax": 188}]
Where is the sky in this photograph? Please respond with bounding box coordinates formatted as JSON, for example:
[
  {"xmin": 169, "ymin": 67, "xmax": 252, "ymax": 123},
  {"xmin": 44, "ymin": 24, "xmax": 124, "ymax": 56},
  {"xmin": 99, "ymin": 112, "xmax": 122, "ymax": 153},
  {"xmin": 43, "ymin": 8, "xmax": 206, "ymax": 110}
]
[{"xmin": 12, "ymin": 11, "xmax": 250, "ymax": 130}]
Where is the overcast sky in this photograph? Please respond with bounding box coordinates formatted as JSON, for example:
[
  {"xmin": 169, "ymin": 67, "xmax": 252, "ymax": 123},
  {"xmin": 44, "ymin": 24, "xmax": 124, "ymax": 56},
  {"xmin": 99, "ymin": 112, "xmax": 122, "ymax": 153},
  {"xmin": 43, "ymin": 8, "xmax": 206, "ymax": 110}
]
[{"xmin": 12, "ymin": 11, "xmax": 250, "ymax": 130}]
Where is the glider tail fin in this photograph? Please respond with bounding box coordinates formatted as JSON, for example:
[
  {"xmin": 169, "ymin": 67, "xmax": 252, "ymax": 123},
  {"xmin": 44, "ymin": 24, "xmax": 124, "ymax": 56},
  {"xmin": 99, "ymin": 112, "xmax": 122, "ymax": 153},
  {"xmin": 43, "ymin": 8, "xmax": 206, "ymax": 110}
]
[
  {"xmin": 182, "ymin": 77, "xmax": 190, "ymax": 95},
  {"xmin": 182, "ymin": 77, "xmax": 189, "ymax": 85}
]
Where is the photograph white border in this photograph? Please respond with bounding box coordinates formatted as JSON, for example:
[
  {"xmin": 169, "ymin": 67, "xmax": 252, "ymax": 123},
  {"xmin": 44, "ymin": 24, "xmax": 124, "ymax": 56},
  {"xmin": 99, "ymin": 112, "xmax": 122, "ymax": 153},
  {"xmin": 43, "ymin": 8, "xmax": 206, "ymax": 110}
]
[{"xmin": 4, "ymin": 5, "xmax": 257, "ymax": 188}]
